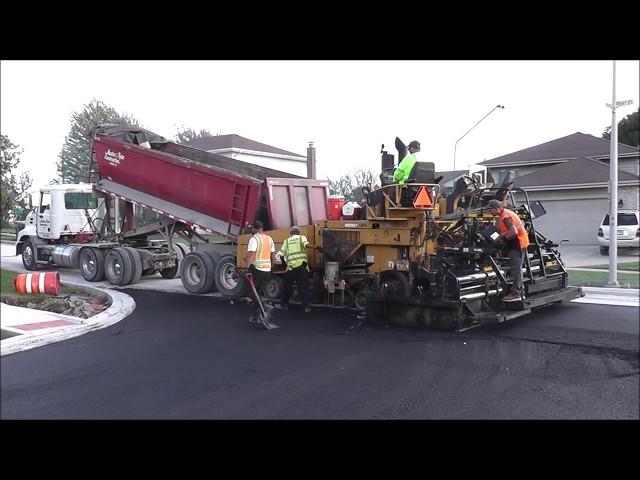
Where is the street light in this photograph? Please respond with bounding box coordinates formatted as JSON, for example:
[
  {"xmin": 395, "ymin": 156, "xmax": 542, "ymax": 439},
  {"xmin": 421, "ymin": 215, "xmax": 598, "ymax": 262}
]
[
  {"xmin": 453, "ymin": 105, "xmax": 504, "ymax": 171},
  {"xmin": 605, "ymin": 60, "xmax": 633, "ymax": 287}
]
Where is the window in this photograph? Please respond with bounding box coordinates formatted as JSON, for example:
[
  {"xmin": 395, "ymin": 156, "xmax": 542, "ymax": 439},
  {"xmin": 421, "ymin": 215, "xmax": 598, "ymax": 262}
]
[
  {"xmin": 498, "ymin": 169, "xmax": 519, "ymax": 184},
  {"xmin": 602, "ymin": 213, "xmax": 639, "ymax": 226},
  {"xmin": 39, "ymin": 192, "xmax": 51, "ymax": 213},
  {"xmin": 65, "ymin": 192, "xmax": 98, "ymax": 210}
]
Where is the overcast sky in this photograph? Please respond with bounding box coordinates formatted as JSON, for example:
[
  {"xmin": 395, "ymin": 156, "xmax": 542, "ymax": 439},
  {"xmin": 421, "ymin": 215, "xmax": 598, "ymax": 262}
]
[{"xmin": 1, "ymin": 60, "xmax": 638, "ymax": 188}]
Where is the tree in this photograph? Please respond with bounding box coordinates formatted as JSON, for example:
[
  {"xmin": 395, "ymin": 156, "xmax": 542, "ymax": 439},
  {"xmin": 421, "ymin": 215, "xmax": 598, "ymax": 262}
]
[
  {"xmin": 174, "ymin": 127, "xmax": 215, "ymax": 144},
  {"xmin": 1, "ymin": 135, "xmax": 32, "ymax": 224},
  {"xmin": 56, "ymin": 99, "xmax": 139, "ymax": 183},
  {"xmin": 602, "ymin": 108, "xmax": 639, "ymax": 147},
  {"xmin": 328, "ymin": 169, "xmax": 378, "ymax": 202}
]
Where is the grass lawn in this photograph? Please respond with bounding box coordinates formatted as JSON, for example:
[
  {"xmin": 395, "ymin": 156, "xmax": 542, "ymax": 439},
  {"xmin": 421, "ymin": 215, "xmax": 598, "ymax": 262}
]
[
  {"xmin": 568, "ymin": 269, "xmax": 639, "ymax": 288},
  {"xmin": 579, "ymin": 261, "xmax": 639, "ymax": 272},
  {"xmin": 0, "ymin": 232, "xmax": 16, "ymax": 242}
]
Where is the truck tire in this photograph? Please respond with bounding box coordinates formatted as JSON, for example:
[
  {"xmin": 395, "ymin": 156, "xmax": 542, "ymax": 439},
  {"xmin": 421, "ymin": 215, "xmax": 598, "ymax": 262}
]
[
  {"xmin": 104, "ymin": 248, "xmax": 134, "ymax": 286},
  {"xmin": 123, "ymin": 247, "xmax": 143, "ymax": 284},
  {"xmin": 79, "ymin": 247, "xmax": 105, "ymax": 282},
  {"xmin": 380, "ymin": 271, "xmax": 411, "ymax": 299},
  {"xmin": 214, "ymin": 254, "xmax": 247, "ymax": 298},
  {"xmin": 264, "ymin": 275, "xmax": 284, "ymax": 299},
  {"xmin": 202, "ymin": 251, "xmax": 221, "ymax": 292},
  {"xmin": 173, "ymin": 243, "xmax": 187, "ymax": 278},
  {"xmin": 160, "ymin": 244, "xmax": 185, "ymax": 279},
  {"xmin": 21, "ymin": 240, "xmax": 38, "ymax": 271},
  {"xmin": 354, "ymin": 290, "xmax": 370, "ymax": 310},
  {"xmin": 180, "ymin": 251, "xmax": 215, "ymax": 294}
]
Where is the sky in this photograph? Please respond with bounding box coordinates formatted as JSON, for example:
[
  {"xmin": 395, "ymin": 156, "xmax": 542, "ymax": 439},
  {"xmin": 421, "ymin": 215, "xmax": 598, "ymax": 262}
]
[{"xmin": 1, "ymin": 60, "xmax": 639, "ymax": 189}]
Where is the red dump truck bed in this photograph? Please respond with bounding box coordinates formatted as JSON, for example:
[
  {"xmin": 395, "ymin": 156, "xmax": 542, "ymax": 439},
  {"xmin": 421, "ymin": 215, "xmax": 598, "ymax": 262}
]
[{"xmin": 91, "ymin": 129, "xmax": 329, "ymax": 241}]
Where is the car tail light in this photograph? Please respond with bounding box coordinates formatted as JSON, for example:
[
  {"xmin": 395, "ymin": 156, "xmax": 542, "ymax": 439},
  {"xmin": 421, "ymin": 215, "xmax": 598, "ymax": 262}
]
[
  {"xmin": 598, "ymin": 228, "xmax": 604, "ymax": 237},
  {"xmin": 636, "ymin": 228, "xmax": 639, "ymax": 237}
]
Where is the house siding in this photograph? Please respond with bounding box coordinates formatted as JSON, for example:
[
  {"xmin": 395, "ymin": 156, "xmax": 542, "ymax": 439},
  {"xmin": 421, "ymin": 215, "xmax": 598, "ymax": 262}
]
[{"xmin": 514, "ymin": 185, "xmax": 639, "ymax": 245}]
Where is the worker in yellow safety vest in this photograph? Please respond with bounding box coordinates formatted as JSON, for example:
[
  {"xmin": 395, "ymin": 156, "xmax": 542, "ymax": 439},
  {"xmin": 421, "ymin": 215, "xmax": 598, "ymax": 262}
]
[{"xmin": 275, "ymin": 226, "xmax": 313, "ymax": 313}]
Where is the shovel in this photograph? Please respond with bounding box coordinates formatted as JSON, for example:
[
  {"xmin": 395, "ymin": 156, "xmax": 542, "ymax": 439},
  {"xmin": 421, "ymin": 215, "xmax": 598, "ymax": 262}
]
[{"xmin": 245, "ymin": 272, "xmax": 279, "ymax": 330}]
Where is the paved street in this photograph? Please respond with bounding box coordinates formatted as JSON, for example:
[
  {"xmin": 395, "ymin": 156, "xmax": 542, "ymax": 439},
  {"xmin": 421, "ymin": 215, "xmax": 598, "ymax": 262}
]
[{"xmin": 1, "ymin": 288, "xmax": 637, "ymax": 419}]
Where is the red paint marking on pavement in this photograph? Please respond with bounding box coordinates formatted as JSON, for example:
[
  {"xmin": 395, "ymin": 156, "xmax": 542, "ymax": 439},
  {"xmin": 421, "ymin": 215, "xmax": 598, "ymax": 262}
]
[{"xmin": 11, "ymin": 320, "xmax": 75, "ymax": 331}]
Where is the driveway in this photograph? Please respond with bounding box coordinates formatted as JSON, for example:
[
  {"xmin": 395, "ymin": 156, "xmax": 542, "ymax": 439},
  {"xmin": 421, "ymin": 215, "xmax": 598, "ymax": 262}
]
[{"xmin": 557, "ymin": 244, "xmax": 639, "ymax": 267}]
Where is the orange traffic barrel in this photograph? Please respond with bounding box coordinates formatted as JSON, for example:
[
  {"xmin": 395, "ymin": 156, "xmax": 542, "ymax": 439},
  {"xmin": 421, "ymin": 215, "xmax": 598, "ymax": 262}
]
[{"xmin": 13, "ymin": 272, "xmax": 61, "ymax": 296}]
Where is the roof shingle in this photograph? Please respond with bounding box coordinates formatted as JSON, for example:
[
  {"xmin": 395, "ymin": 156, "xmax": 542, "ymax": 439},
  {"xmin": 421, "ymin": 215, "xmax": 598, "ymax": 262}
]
[
  {"xmin": 183, "ymin": 134, "xmax": 305, "ymax": 158},
  {"xmin": 479, "ymin": 132, "xmax": 639, "ymax": 166},
  {"xmin": 513, "ymin": 156, "xmax": 639, "ymax": 187}
]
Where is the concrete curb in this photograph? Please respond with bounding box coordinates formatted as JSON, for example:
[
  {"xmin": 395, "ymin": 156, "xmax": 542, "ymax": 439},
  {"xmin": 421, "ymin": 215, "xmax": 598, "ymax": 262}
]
[
  {"xmin": 1, "ymin": 281, "xmax": 136, "ymax": 357},
  {"xmin": 573, "ymin": 286, "xmax": 639, "ymax": 307},
  {"xmin": 581, "ymin": 286, "xmax": 639, "ymax": 297}
]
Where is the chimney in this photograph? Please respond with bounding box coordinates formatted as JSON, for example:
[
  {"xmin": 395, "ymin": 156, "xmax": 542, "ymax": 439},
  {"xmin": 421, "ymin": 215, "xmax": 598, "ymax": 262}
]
[{"xmin": 306, "ymin": 141, "xmax": 316, "ymax": 179}]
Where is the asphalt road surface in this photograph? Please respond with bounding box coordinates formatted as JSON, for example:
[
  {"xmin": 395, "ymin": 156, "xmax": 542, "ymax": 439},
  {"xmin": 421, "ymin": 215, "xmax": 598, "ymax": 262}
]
[{"xmin": 1, "ymin": 289, "xmax": 637, "ymax": 419}]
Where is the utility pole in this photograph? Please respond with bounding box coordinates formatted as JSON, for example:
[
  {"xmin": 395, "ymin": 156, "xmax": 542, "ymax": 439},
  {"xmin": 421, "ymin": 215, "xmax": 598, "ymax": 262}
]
[
  {"xmin": 454, "ymin": 105, "xmax": 504, "ymax": 172},
  {"xmin": 605, "ymin": 60, "xmax": 633, "ymax": 287}
]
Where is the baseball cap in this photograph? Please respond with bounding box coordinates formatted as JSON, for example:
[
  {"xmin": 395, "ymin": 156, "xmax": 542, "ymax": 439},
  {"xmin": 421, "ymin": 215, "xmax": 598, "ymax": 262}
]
[
  {"xmin": 290, "ymin": 225, "xmax": 300, "ymax": 233},
  {"xmin": 486, "ymin": 199, "xmax": 503, "ymax": 210}
]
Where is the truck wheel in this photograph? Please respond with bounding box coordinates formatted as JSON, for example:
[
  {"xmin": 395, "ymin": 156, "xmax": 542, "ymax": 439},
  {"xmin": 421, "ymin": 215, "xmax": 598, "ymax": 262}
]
[
  {"xmin": 123, "ymin": 247, "xmax": 143, "ymax": 284},
  {"xmin": 354, "ymin": 290, "xmax": 370, "ymax": 310},
  {"xmin": 214, "ymin": 254, "xmax": 247, "ymax": 298},
  {"xmin": 264, "ymin": 275, "xmax": 284, "ymax": 299},
  {"xmin": 339, "ymin": 289, "xmax": 354, "ymax": 307},
  {"xmin": 202, "ymin": 251, "xmax": 221, "ymax": 292},
  {"xmin": 79, "ymin": 247, "xmax": 105, "ymax": 282},
  {"xmin": 104, "ymin": 248, "xmax": 134, "ymax": 286},
  {"xmin": 160, "ymin": 245, "xmax": 183, "ymax": 280},
  {"xmin": 180, "ymin": 251, "xmax": 215, "ymax": 294},
  {"xmin": 21, "ymin": 240, "xmax": 38, "ymax": 271},
  {"xmin": 380, "ymin": 271, "xmax": 411, "ymax": 299},
  {"xmin": 600, "ymin": 246, "xmax": 609, "ymax": 255},
  {"xmin": 171, "ymin": 243, "xmax": 187, "ymax": 279}
]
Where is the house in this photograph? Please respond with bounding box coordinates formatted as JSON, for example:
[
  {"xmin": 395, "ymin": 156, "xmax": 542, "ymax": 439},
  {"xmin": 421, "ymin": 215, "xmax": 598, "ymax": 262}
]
[
  {"xmin": 434, "ymin": 169, "xmax": 469, "ymax": 196},
  {"xmin": 183, "ymin": 134, "xmax": 311, "ymax": 177},
  {"xmin": 478, "ymin": 132, "xmax": 640, "ymax": 245}
]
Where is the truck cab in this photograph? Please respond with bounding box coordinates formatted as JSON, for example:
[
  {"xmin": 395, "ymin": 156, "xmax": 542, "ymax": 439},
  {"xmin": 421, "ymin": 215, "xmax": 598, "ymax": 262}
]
[{"xmin": 16, "ymin": 184, "xmax": 104, "ymax": 267}]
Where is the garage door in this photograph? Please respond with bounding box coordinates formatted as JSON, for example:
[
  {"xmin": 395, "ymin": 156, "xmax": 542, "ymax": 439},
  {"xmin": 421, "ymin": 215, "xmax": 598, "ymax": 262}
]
[{"xmin": 532, "ymin": 198, "xmax": 606, "ymax": 246}]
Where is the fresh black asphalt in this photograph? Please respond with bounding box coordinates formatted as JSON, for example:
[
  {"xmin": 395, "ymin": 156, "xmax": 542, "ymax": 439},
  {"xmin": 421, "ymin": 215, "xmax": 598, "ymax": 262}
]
[{"xmin": 1, "ymin": 289, "xmax": 638, "ymax": 419}]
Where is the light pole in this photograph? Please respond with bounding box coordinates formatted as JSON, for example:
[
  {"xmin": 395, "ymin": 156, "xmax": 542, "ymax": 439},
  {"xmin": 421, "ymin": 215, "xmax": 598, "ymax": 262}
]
[
  {"xmin": 454, "ymin": 105, "xmax": 504, "ymax": 171},
  {"xmin": 605, "ymin": 60, "xmax": 633, "ymax": 287}
]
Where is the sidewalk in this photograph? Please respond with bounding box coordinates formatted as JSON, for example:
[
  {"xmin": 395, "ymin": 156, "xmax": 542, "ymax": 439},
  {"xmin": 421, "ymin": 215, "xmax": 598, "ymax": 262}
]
[
  {"xmin": 574, "ymin": 286, "xmax": 639, "ymax": 307},
  {"xmin": 1, "ymin": 281, "xmax": 135, "ymax": 356},
  {"xmin": 567, "ymin": 267, "xmax": 639, "ymax": 273}
]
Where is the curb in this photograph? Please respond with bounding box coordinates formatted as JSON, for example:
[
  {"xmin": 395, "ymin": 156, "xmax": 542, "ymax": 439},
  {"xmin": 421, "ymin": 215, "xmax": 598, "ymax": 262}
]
[
  {"xmin": 581, "ymin": 286, "xmax": 639, "ymax": 297},
  {"xmin": 1, "ymin": 281, "xmax": 136, "ymax": 357},
  {"xmin": 573, "ymin": 286, "xmax": 639, "ymax": 307}
]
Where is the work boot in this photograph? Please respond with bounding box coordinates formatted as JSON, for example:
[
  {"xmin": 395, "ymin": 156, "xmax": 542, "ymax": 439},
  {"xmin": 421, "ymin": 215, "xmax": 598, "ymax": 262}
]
[
  {"xmin": 502, "ymin": 293, "xmax": 522, "ymax": 302},
  {"xmin": 275, "ymin": 304, "xmax": 288, "ymax": 310},
  {"xmin": 304, "ymin": 306, "xmax": 312, "ymax": 313}
]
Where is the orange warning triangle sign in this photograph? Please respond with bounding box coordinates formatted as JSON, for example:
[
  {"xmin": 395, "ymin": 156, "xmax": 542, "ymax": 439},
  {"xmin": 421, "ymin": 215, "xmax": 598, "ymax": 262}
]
[{"xmin": 413, "ymin": 186, "xmax": 432, "ymax": 208}]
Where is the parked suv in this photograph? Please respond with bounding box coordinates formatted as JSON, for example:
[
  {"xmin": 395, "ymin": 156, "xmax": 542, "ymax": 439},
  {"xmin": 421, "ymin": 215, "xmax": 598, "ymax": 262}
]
[{"xmin": 597, "ymin": 209, "xmax": 640, "ymax": 255}]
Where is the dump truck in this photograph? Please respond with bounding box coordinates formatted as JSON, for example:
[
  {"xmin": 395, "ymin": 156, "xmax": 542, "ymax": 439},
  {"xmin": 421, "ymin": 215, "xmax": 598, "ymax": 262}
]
[
  {"xmin": 15, "ymin": 124, "xmax": 329, "ymax": 294},
  {"xmin": 215, "ymin": 139, "xmax": 583, "ymax": 331}
]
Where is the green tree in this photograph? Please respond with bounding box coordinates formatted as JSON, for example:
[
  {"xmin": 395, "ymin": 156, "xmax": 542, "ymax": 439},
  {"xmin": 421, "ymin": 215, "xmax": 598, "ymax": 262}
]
[
  {"xmin": 328, "ymin": 169, "xmax": 378, "ymax": 202},
  {"xmin": 602, "ymin": 108, "xmax": 639, "ymax": 147},
  {"xmin": 1, "ymin": 135, "xmax": 32, "ymax": 224},
  {"xmin": 56, "ymin": 99, "xmax": 139, "ymax": 183},
  {"xmin": 174, "ymin": 127, "xmax": 214, "ymax": 144}
]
